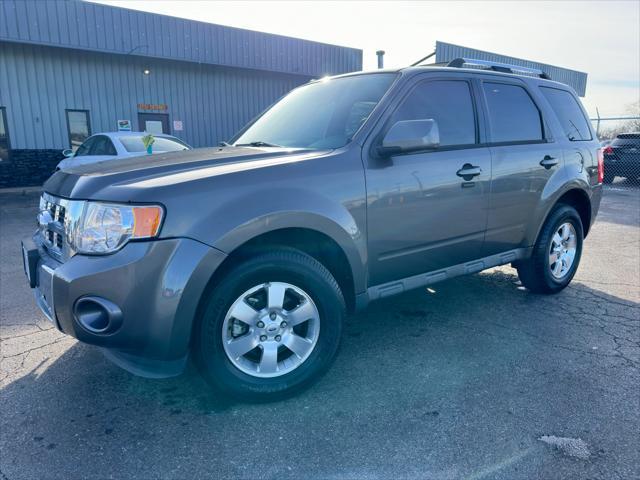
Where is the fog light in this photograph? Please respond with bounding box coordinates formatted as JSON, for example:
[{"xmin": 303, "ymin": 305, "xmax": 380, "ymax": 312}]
[{"xmin": 74, "ymin": 296, "xmax": 123, "ymax": 334}]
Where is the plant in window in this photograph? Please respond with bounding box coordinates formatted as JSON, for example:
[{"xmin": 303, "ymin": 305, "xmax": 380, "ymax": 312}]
[{"xmin": 142, "ymin": 133, "xmax": 155, "ymax": 154}]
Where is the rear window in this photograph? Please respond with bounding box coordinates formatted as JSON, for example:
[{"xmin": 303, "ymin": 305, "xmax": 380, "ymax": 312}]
[
  {"xmin": 540, "ymin": 87, "xmax": 592, "ymax": 141},
  {"xmin": 612, "ymin": 134, "xmax": 640, "ymax": 146},
  {"xmin": 483, "ymin": 83, "xmax": 543, "ymax": 143},
  {"xmin": 120, "ymin": 136, "xmax": 190, "ymax": 153}
]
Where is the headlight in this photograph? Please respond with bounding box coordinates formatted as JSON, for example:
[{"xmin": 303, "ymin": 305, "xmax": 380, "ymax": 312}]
[{"xmin": 71, "ymin": 202, "xmax": 164, "ymax": 254}]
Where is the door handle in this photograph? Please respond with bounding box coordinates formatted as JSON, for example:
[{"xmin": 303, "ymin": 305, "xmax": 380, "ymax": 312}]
[
  {"xmin": 456, "ymin": 164, "xmax": 482, "ymax": 180},
  {"xmin": 540, "ymin": 155, "xmax": 559, "ymax": 169}
]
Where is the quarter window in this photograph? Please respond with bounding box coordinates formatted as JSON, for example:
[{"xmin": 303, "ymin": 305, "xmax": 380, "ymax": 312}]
[
  {"xmin": 66, "ymin": 110, "xmax": 91, "ymax": 151},
  {"xmin": 540, "ymin": 87, "xmax": 592, "ymax": 141},
  {"xmin": 390, "ymin": 80, "xmax": 477, "ymax": 147},
  {"xmin": 483, "ymin": 83, "xmax": 543, "ymax": 143},
  {"xmin": 0, "ymin": 107, "xmax": 9, "ymax": 161}
]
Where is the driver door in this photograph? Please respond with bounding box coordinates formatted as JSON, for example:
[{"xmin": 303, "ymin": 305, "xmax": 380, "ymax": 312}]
[{"xmin": 365, "ymin": 76, "xmax": 491, "ymax": 286}]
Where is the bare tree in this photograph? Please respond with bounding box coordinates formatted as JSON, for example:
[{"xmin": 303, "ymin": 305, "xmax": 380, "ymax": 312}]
[{"xmin": 597, "ymin": 101, "xmax": 640, "ymax": 139}]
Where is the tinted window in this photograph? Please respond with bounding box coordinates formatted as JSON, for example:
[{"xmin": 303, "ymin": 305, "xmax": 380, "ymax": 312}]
[
  {"xmin": 120, "ymin": 136, "xmax": 190, "ymax": 153},
  {"xmin": 540, "ymin": 87, "xmax": 592, "ymax": 141},
  {"xmin": 390, "ymin": 80, "xmax": 476, "ymax": 147},
  {"xmin": 612, "ymin": 134, "xmax": 640, "ymax": 146},
  {"xmin": 66, "ymin": 110, "xmax": 91, "ymax": 151},
  {"xmin": 483, "ymin": 83, "xmax": 543, "ymax": 143},
  {"xmin": 234, "ymin": 73, "xmax": 396, "ymax": 149},
  {"xmin": 90, "ymin": 136, "xmax": 117, "ymax": 155},
  {"xmin": 0, "ymin": 107, "xmax": 9, "ymax": 161},
  {"xmin": 74, "ymin": 137, "xmax": 96, "ymax": 157}
]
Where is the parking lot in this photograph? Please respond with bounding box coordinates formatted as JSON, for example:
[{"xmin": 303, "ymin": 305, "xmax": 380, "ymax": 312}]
[{"xmin": 1, "ymin": 185, "xmax": 638, "ymax": 480}]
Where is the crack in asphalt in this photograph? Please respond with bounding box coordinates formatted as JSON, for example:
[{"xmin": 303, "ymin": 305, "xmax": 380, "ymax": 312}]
[{"xmin": 1, "ymin": 337, "xmax": 70, "ymax": 360}]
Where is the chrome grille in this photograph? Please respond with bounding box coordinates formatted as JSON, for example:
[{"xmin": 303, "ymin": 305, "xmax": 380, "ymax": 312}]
[
  {"xmin": 38, "ymin": 193, "xmax": 84, "ymax": 262},
  {"xmin": 39, "ymin": 197, "xmax": 66, "ymax": 261}
]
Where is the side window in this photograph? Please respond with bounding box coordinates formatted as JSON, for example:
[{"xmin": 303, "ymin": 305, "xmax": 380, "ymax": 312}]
[
  {"xmin": 90, "ymin": 136, "xmax": 117, "ymax": 155},
  {"xmin": 66, "ymin": 110, "xmax": 91, "ymax": 151},
  {"xmin": 0, "ymin": 107, "xmax": 10, "ymax": 161},
  {"xmin": 483, "ymin": 83, "xmax": 543, "ymax": 143},
  {"xmin": 74, "ymin": 137, "xmax": 96, "ymax": 157},
  {"xmin": 390, "ymin": 80, "xmax": 476, "ymax": 147},
  {"xmin": 540, "ymin": 87, "xmax": 592, "ymax": 141}
]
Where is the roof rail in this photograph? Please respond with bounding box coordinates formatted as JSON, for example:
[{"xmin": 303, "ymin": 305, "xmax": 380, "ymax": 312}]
[{"xmin": 447, "ymin": 58, "xmax": 551, "ymax": 79}]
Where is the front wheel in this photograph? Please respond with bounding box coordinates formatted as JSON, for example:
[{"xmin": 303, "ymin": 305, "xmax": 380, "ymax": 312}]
[
  {"xmin": 194, "ymin": 249, "xmax": 345, "ymax": 401},
  {"xmin": 516, "ymin": 204, "xmax": 584, "ymax": 294}
]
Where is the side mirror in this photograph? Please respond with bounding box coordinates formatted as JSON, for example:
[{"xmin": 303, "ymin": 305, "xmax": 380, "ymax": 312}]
[
  {"xmin": 379, "ymin": 119, "xmax": 440, "ymax": 156},
  {"xmin": 62, "ymin": 149, "xmax": 74, "ymax": 158}
]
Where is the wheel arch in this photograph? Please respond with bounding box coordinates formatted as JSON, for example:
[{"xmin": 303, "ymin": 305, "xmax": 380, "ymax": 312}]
[
  {"xmin": 555, "ymin": 188, "xmax": 592, "ymax": 237},
  {"xmin": 197, "ymin": 224, "xmax": 362, "ymax": 322},
  {"xmin": 535, "ymin": 187, "xmax": 593, "ymax": 245}
]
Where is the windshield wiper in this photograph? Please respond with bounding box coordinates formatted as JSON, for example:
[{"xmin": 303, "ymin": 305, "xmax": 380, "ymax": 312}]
[{"xmin": 235, "ymin": 141, "xmax": 283, "ymax": 148}]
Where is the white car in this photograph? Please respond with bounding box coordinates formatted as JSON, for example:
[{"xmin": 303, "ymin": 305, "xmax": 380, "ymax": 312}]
[{"xmin": 57, "ymin": 132, "xmax": 191, "ymax": 170}]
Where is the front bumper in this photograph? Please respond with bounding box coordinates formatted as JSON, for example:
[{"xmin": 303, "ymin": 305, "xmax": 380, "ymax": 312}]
[{"xmin": 21, "ymin": 235, "xmax": 226, "ymax": 377}]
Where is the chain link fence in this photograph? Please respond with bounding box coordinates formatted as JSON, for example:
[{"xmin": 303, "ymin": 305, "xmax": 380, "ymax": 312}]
[{"xmin": 592, "ymin": 114, "xmax": 640, "ymax": 188}]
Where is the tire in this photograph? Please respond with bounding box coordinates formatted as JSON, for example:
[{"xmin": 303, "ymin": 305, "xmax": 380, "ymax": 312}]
[
  {"xmin": 194, "ymin": 248, "xmax": 345, "ymax": 401},
  {"xmin": 603, "ymin": 172, "xmax": 614, "ymax": 184},
  {"xmin": 516, "ymin": 204, "xmax": 584, "ymax": 294}
]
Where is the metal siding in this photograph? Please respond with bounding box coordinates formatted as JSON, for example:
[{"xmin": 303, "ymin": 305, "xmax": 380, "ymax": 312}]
[
  {"xmin": 0, "ymin": 0, "xmax": 362, "ymax": 77},
  {"xmin": 435, "ymin": 41, "xmax": 587, "ymax": 96},
  {"xmin": 0, "ymin": 42, "xmax": 310, "ymax": 149}
]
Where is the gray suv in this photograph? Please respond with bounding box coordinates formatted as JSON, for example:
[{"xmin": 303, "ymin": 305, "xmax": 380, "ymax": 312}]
[{"xmin": 22, "ymin": 59, "xmax": 603, "ymax": 400}]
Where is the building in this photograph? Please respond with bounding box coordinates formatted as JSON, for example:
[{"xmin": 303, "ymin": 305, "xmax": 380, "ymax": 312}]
[
  {"xmin": 434, "ymin": 41, "xmax": 587, "ymax": 97},
  {"xmin": 0, "ymin": 0, "xmax": 362, "ymax": 187}
]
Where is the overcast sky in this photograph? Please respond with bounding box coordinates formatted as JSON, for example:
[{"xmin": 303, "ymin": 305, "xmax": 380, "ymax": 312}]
[{"xmin": 95, "ymin": 0, "xmax": 639, "ymax": 120}]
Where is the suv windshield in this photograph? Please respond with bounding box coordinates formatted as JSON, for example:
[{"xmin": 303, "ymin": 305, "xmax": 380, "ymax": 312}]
[
  {"xmin": 120, "ymin": 136, "xmax": 190, "ymax": 153},
  {"xmin": 234, "ymin": 73, "xmax": 397, "ymax": 149}
]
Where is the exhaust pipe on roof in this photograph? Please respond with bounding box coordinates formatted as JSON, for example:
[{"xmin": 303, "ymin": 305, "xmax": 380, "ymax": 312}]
[{"xmin": 376, "ymin": 50, "xmax": 385, "ymax": 69}]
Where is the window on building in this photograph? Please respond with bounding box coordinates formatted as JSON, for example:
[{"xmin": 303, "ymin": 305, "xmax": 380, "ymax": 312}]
[
  {"xmin": 66, "ymin": 110, "xmax": 91, "ymax": 151},
  {"xmin": 0, "ymin": 107, "xmax": 9, "ymax": 162},
  {"xmin": 389, "ymin": 80, "xmax": 477, "ymax": 147},
  {"xmin": 483, "ymin": 83, "xmax": 543, "ymax": 143},
  {"xmin": 540, "ymin": 87, "xmax": 592, "ymax": 141}
]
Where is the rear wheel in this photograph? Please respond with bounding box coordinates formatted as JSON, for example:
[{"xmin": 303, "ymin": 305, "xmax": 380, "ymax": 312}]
[
  {"xmin": 194, "ymin": 249, "xmax": 344, "ymax": 401},
  {"xmin": 516, "ymin": 204, "xmax": 583, "ymax": 294}
]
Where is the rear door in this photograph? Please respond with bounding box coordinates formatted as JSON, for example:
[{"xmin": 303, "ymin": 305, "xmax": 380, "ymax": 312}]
[
  {"xmin": 365, "ymin": 75, "xmax": 491, "ymax": 286},
  {"xmin": 479, "ymin": 79, "xmax": 564, "ymax": 255}
]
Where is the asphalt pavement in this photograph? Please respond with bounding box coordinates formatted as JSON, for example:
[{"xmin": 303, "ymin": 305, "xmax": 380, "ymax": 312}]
[{"xmin": 1, "ymin": 184, "xmax": 639, "ymax": 480}]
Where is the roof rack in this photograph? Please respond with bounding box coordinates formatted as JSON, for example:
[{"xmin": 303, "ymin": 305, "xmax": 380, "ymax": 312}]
[{"xmin": 447, "ymin": 58, "xmax": 551, "ymax": 79}]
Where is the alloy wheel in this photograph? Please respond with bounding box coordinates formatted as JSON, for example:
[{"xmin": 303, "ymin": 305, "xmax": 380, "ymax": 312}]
[{"xmin": 221, "ymin": 282, "xmax": 320, "ymax": 378}]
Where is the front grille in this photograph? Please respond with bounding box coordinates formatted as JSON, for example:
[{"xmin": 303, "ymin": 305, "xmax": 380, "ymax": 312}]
[
  {"xmin": 39, "ymin": 197, "xmax": 67, "ymax": 261},
  {"xmin": 37, "ymin": 193, "xmax": 83, "ymax": 262}
]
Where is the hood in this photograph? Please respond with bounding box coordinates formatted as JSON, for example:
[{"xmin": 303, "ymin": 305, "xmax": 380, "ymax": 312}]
[{"xmin": 44, "ymin": 146, "xmax": 329, "ymax": 200}]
